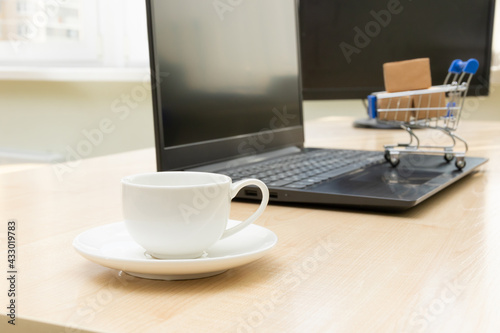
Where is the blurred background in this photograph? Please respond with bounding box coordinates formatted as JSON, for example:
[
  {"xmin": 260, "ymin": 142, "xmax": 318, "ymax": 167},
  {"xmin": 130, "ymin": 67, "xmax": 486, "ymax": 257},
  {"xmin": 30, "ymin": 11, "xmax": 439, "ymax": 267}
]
[{"xmin": 1, "ymin": 0, "xmax": 499, "ymax": 167}]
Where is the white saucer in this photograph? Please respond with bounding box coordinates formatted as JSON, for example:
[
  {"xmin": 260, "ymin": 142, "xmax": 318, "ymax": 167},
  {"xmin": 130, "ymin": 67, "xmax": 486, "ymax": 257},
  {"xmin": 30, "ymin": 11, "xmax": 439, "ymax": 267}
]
[{"xmin": 73, "ymin": 220, "xmax": 277, "ymax": 280}]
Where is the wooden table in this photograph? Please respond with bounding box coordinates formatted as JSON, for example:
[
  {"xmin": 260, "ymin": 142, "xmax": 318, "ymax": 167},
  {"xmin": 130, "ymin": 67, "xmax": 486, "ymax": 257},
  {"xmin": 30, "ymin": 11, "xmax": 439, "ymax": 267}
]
[{"xmin": 2, "ymin": 117, "xmax": 500, "ymax": 333}]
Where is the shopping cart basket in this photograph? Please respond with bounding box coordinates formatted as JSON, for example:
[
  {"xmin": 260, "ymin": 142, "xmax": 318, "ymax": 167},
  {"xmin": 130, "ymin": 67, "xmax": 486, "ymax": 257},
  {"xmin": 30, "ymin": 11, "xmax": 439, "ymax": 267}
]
[{"xmin": 367, "ymin": 58, "xmax": 479, "ymax": 170}]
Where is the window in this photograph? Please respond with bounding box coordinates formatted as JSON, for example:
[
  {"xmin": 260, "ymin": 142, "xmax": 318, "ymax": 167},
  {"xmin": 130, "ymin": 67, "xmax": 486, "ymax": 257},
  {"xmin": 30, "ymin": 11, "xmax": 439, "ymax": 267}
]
[
  {"xmin": 0, "ymin": 0, "xmax": 149, "ymax": 73},
  {"xmin": 0, "ymin": 0, "xmax": 101, "ymax": 64}
]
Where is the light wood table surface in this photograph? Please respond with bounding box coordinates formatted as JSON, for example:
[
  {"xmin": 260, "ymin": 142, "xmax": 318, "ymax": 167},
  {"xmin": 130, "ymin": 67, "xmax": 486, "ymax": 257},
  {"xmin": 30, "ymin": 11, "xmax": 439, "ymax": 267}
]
[{"xmin": 1, "ymin": 116, "xmax": 500, "ymax": 333}]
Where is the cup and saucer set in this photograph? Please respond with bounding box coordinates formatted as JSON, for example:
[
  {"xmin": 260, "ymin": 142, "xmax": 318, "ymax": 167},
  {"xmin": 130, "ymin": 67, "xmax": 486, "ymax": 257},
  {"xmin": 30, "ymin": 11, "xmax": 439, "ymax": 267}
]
[{"xmin": 73, "ymin": 172, "xmax": 277, "ymax": 280}]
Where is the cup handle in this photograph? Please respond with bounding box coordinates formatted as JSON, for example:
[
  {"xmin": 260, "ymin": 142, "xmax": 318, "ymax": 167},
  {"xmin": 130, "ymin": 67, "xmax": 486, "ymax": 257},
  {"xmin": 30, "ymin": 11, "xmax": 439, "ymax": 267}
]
[{"xmin": 220, "ymin": 179, "xmax": 269, "ymax": 239}]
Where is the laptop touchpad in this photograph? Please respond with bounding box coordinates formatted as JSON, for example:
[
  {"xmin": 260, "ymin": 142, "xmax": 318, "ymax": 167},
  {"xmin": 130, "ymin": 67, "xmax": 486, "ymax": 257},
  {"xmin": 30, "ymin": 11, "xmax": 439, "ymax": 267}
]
[{"xmin": 350, "ymin": 168, "xmax": 442, "ymax": 185}]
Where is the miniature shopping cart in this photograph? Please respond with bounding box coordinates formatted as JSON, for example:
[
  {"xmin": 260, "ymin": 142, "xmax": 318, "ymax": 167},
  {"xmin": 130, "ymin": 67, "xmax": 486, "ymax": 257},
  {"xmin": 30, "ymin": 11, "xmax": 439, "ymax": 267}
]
[{"xmin": 367, "ymin": 58, "xmax": 479, "ymax": 170}]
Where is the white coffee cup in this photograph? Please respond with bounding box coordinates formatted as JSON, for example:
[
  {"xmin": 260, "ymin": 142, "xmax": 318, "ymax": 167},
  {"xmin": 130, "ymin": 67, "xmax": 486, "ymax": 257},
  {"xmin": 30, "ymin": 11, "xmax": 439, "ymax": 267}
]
[{"xmin": 122, "ymin": 171, "xmax": 269, "ymax": 259}]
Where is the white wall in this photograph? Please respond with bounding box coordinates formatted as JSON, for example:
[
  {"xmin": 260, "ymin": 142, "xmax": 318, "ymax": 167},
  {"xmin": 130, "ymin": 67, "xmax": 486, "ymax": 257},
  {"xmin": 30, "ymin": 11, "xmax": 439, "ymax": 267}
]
[{"xmin": 0, "ymin": 80, "xmax": 155, "ymax": 163}]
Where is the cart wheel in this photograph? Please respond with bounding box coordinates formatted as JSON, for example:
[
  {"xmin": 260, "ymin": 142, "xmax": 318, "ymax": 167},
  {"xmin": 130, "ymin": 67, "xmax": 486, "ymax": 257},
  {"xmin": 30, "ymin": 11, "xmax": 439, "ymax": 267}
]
[
  {"xmin": 455, "ymin": 159, "xmax": 466, "ymax": 170},
  {"xmin": 389, "ymin": 155, "xmax": 400, "ymax": 167},
  {"xmin": 384, "ymin": 151, "xmax": 391, "ymax": 162},
  {"xmin": 444, "ymin": 153, "xmax": 454, "ymax": 162}
]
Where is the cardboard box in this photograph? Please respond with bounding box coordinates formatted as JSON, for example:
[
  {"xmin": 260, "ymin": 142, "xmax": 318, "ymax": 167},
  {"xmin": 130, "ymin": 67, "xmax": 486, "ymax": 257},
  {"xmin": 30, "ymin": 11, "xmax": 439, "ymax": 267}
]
[
  {"xmin": 383, "ymin": 58, "xmax": 432, "ymax": 92},
  {"xmin": 377, "ymin": 96, "xmax": 412, "ymax": 122},
  {"xmin": 412, "ymin": 92, "xmax": 447, "ymax": 119}
]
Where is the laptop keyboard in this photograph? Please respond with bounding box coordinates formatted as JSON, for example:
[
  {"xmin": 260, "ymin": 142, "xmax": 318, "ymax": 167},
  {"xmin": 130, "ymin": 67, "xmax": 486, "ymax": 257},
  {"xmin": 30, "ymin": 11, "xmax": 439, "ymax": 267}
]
[{"xmin": 218, "ymin": 149, "xmax": 385, "ymax": 189}]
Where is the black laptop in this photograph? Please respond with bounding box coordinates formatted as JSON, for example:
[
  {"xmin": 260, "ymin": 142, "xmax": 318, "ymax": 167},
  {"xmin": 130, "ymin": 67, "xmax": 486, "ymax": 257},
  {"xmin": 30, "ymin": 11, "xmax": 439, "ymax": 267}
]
[{"xmin": 145, "ymin": 0, "xmax": 487, "ymax": 211}]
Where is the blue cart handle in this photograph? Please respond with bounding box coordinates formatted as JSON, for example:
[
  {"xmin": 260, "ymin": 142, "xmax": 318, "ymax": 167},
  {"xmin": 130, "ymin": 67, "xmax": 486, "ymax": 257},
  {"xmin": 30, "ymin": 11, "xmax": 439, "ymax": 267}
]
[
  {"xmin": 463, "ymin": 58, "xmax": 479, "ymax": 74},
  {"xmin": 448, "ymin": 59, "xmax": 464, "ymax": 74},
  {"xmin": 448, "ymin": 58, "xmax": 479, "ymax": 75}
]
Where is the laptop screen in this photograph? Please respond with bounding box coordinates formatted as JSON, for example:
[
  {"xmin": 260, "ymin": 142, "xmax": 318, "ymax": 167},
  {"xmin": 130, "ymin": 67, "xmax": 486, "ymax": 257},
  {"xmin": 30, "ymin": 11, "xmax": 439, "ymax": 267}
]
[{"xmin": 147, "ymin": 0, "xmax": 304, "ymax": 170}]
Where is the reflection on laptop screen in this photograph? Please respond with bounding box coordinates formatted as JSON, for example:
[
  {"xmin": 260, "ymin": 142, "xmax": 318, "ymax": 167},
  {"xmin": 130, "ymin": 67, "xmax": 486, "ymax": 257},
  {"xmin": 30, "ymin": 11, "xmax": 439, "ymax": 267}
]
[{"xmin": 149, "ymin": 0, "xmax": 302, "ymax": 152}]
